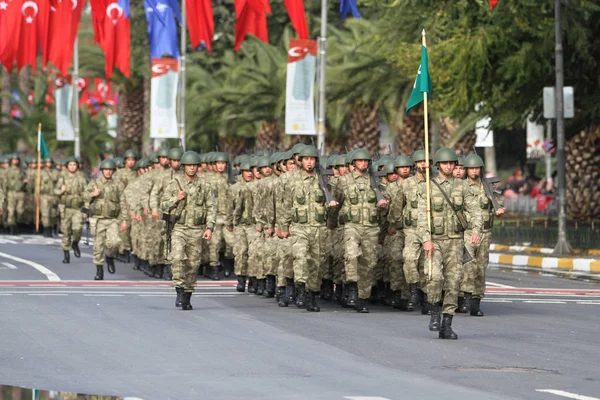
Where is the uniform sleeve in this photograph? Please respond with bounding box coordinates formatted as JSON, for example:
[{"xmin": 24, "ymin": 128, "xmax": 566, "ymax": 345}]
[
  {"xmin": 232, "ymin": 186, "xmax": 245, "ymax": 226},
  {"xmin": 82, "ymin": 180, "xmax": 97, "ymax": 208},
  {"xmin": 253, "ymin": 182, "xmax": 267, "ymax": 229},
  {"xmin": 417, "ymin": 181, "xmax": 432, "ymax": 243},
  {"xmin": 149, "ymin": 175, "xmax": 162, "ymax": 214},
  {"xmin": 225, "ymin": 185, "xmax": 235, "ymax": 229},
  {"xmin": 204, "ymin": 182, "xmax": 217, "ymax": 230},
  {"xmin": 161, "ymin": 179, "xmax": 180, "ymax": 213},
  {"xmin": 118, "ymin": 183, "xmax": 129, "ymax": 223},
  {"xmin": 280, "ymin": 181, "xmax": 294, "ymax": 233},
  {"xmin": 54, "ymin": 176, "xmax": 65, "ymax": 196},
  {"xmin": 463, "ymin": 183, "xmax": 482, "ymax": 235},
  {"xmin": 387, "ymin": 182, "xmax": 405, "ymax": 227}
]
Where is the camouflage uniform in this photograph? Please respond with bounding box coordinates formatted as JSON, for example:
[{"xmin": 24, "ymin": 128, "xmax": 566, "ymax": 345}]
[
  {"xmin": 206, "ymin": 170, "xmax": 233, "ymax": 276},
  {"xmin": 5, "ymin": 165, "xmax": 25, "ymax": 228},
  {"xmin": 56, "ymin": 170, "xmax": 86, "ymax": 251},
  {"xmin": 115, "ymin": 167, "xmax": 137, "ymax": 253},
  {"xmin": 40, "ymin": 168, "xmax": 58, "ymax": 230}
]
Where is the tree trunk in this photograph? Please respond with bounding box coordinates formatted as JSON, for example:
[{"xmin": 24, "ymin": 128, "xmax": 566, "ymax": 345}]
[
  {"xmin": 395, "ymin": 112, "xmax": 425, "ymax": 156},
  {"xmin": 116, "ymin": 82, "xmax": 145, "ymax": 155},
  {"xmin": 256, "ymin": 120, "xmax": 282, "ymax": 150},
  {"xmin": 429, "ymin": 117, "xmax": 440, "ymax": 157},
  {"xmin": 347, "ymin": 103, "xmax": 380, "ymax": 154},
  {"xmin": 484, "ymin": 145, "xmax": 498, "ymax": 176}
]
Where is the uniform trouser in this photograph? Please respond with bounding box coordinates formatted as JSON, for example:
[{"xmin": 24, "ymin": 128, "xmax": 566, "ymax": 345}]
[
  {"xmin": 322, "ymin": 229, "xmax": 333, "ymax": 281},
  {"xmin": 290, "ymin": 224, "xmax": 327, "ymax": 292},
  {"xmin": 247, "ymin": 227, "xmax": 265, "ymax": 278},
  {"xmin": 263, "ymin": 234, "xmax": 278, "ymax": 276},
  {"xmin": 61, "ymin": 207, "xmax": 82, "ymax": 251},
  {"xmin": 233, "ymin": 226, "xmax": 250, "ymax": 276},
  {"xmin": 171, "ymin": 225, "xmax": 205, "ymax": 292},
  {"xmin": 40, "ymin": 195, "xmax": 58, "ymax": 227},
  {"xmin": 426, "ymin": 238, "xmax": 464, "ymax": 315},
  {"xmin": 209, "ymin": 215, "xmax": 227, "ymax": 266},
  {"xmin": 119, "ymin": 225, "xmax": 132, "ymax": 252},
  {"xmin": 222, "ymin": 223, "xmax": 235, "ymax": 259},
  {"xmin": 403, "ymin": 229, "xmax": 427, "ymax": 290},
  {"xmin": 93, "ymin": 219, "xmax": 122, "ymax": 265},
  {"xmin": 142, "ymin": 218, "xmax": 165, "ymax": 264},
  {"xmin": 330, "ymin": 227, "xmax": 345, "ymax": 284},
  {"xmin": 6, "ymin": 191, "xmax": 24, "ymax": 226},
  {"xmin": 276, "ymin": 235, "xmax": 294, "ymax": 287},
  {"xmin": 344, "ymin": 224, "xmax": 380, "ymax": 299},
  {"xmin": 387, "ymin": 232, "xmax": 410, "ymax": 297},
  {"xmin": 130, "ymin": 218, "xmax": 142, "ymax": 256},
  {"xmin": 461, "ymin": 230, "xmax": 492, "ymax": 298}
]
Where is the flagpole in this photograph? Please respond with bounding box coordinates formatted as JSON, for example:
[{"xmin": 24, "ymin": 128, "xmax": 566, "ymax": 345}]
[
  {"xmin": 316, "ymin": 0, "xmax": 327, "ymax": 155},
  {"xmin": 36, "ymin": 123, "xmax": 42, "ymax": 233},
  {"xmin": 178, "ymin": 0, "xmax": 187, "ymax": 150},
  {"xmin": 421, "ymin": 29, "xmax": 433, "ymax": 280},
  {"xmin": 73, "ymin": 38, "xmax": 81, "ymax": 158}
]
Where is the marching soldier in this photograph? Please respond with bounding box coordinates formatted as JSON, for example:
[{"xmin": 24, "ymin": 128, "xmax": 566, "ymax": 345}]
[
  {"xmin": 5, "ymin": 154, "xmax": 25, "ymax": 234},
  {"xmin": 56, "ymin": 157, "xmax": 87, "ymax": 263},
  {"xmin": 83, "ymin": 159, "xmax": 129, "ymax": 280},
  {"xmin": 39, "ymin": 158, "xmax": 58, "ymax": 237},
  {"xmin": 115, "ymin": 149, "xmax": 138, "ymax": 259},
  {"xmin": 161, "ymin": 151, "xmax": 216, "ymax": 311}
]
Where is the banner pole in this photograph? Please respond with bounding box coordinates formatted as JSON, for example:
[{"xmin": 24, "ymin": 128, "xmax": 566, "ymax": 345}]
[
  {"xmin": 178, "ymin": 0, "xmax": 187, "ymax": 151},
  {"xmin": 36, "ymin": 123, "xmax": 42, "ymax": 233},
  {"xmin": 73, "ymin": 38, "xmax": 80, "ymax": 158},
  {"xmin": 421, "ymin": 30, "xmax": 433, "ymax": 280}
]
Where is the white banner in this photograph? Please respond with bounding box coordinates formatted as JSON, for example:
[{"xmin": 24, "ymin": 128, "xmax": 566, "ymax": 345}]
[
  {"xmin": 55, "ymin": 75, "xmax": 74, "ymax": 141},
  {"xmin": 475, "ymin": 116, "xmax": 494, "ymax": 147},
  {"xmin": 150, "ymin": 58, "xmax": 179, "ymax": 139},
  {"xmin": 285, "ymin": 39, "xmax": 317, "ymax": 135},
  {"xmin": 526, "ymin": 116, "xmax": 545, "ymax": 160}
]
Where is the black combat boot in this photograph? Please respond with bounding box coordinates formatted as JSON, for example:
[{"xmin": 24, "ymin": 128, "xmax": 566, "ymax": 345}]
[
  {"xmin": 106, "ymin": 257, "xmax": 116, "ymax": 274},
  {"xmin": 470, "ymin": 297, "xmax": 484, "ymax": 316},
  {"xmin": 275, "ymin": 286, "xmax": 284, "ymax": 302},
  {"xmin": 155, "ymin": 264, "xmax": 165, "ymax": 279},
  {"xmin": 71, "ymin": 241, "xmax": 81, "ymax": 258},
  {"xmin": 305, "ymin": 290, "xmax": 321, "ymax": 312},
  {"xmin": 460, "ymin": 292, "xmax": 472, "ymax": 314},
  {"xmin": 346, "ymin": 282, "xmax": 358, "ymax": 308},
  {"xmin": 428, "ymin": 302, "xmax": 441, "ymax": 332},
  {"xmin": 94, "ymin": 265, "xmax": 104, "ymax": 280},
  {"xmin": 256, "ymin": 279, "xmax": 266, "ymax": 296},
  {"xmin": 285, "ymin": 278, "xmax": 295, "ymax": 304},
  {"xmin": 222, "ymin": 258, "xmax": 234, "ymax": 277},
  {"xmin": 150, "ymin": 265, "xmax": 158, "ymax": 278},
  {"xmin": 407, "ymin": 283, "xmax": 418, "ymax": 311},
  {"xmin": 421, "ymin": 292, "xmax": 431, "ymax": 315},
  {"xmin": 208, "ymin": 265, "xmax": 220, "ymax": 281},
  {"xmin": 9, "ymin": 226, "xmax": 16, "ymax": 235},
  {"xmin": 265, "ymin": 275, "xmax": 276, "ymax": 298},
  {"xmin": 175, "ymin": 287, "xmax": 184, "ymax": 307},
  {"xmin": 247, "ymin": 277, "xmax": 257, "ymax": 294},
  {"xmin": 236, "ymin": 276, "xmax": 247, "ymax": 293},
  {"xmin": 132, "ymin": 255, "xmax": 140, "ymax": 270},
  {"xmin": 181, "ymin": 292, "xmax": 193, "ymax": 311},
  {"xmin": 142, "ymin": 260, "xmax": 151, "ymax": 275},
  {"xmin": 333, "ymin": 284, "xmax": 343, "ymax": 304},
  {"xmin": 320, "ymin": 280, "xmax": 333, "ymax": 301},
  {"xmin": 456, "ymin": 296, "xmax": 466, "ymax": 313},
  {"xmin": 341, "ymin": 284, "xmax": 350, "ymax": 308},
  {"xmin": 295, "ymin": 283, "xmax": 306, "ymax": 308},
  {"xmin": 164, "ymin": 264, "xmax": 172, "ymax": 280},
  {"xmin": 390, "ymin": 290, "xmax": 403, "ymax": 309},
  {"xmin": 376, "ymin": 281, "xmax": 387, "ymax": 304},
  {"xmin": 356, "ymin": 298, "xmax": 369, "ymax": 313},
  {"xmin": 125, "ymin": 250, "xmax": 131, "ymax": 263},
  {"xmin": 62, "ymin": 250, "xmax": 70, "ymax": 264},
  {"xmin": 439, "ymin": 314, "xmax": 458, "ymax": 340}
]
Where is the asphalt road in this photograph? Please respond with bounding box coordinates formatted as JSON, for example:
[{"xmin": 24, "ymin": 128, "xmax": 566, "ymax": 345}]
[{"xmin": 0, "ymin": 235, "xmax": 599, "ymax": 400}]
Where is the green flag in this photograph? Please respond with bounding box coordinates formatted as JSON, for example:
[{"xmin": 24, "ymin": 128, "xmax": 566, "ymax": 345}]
[
  {"xmin": 405, "ymin": 44, "xmax": 432, "ymax": 115},
  {"xmin": 38, "ymin": 130, "xmax": 49, "ymax": 159}
]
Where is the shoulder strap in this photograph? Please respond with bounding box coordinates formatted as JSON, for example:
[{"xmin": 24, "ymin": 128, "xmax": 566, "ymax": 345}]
[{"xmin": 431, "ymin": 178, "xmax": 466, "ymax": 226}]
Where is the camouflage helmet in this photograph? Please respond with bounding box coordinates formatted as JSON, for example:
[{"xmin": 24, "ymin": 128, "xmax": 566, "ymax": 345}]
[
  {"xmin": 434, "ymin": 147, "xmax": 458, "ymax": 164},
  {"xmin": 168, "ymin": 147, "xmax": 184, "ymax": 161},
  {"xmin": 334, "ymin": 155, "xmax": 346, "ymax": 167},
  {"xmin": 456, "ymin": 156, "xmax": 465, "ymax": 166},
  {"xmin": 383, "ymin": 160, "xmax": 396, "ymax": 175},
  {"xmin": 464, "ymin": 154, "xmax": 484, "ymax": 168},
  {"xmin": 99, "ymin": 158, "xmax": 117, "ymax": 170},
  {"xmin": 394, "ymin": 155, "xmax": 414, "ymax": 168},
  {"xmin": 298, "ymin": 145, "xmax": 319, "ymax": 159},
  {"xmin": 123, "ymin": 149, "xmax": 137, "ymax": 159},
  {"xmin": 157, "ymin": 147, "xmax": 170, "ymax": 158},
  {"xmin": 149, "ymin": 153, "xmax": 159, "ymax": 164},
  {"xmin": 0, "ymin": 155, "xmax": 7, "ymax": 163},
  {"xmin": 350, "ymin": 148, "xmax": 371, "ymax": 162},
  {"xmin": 180, "ymin": 151, "xmax": 201, "ymax": 165},
  {"xmin": 214, "ymin": 152, "xmax": 230, "ymax": 163}
]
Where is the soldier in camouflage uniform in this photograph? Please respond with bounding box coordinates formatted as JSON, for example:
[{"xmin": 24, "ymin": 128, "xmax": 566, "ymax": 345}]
[
  {"xmin": 330, "ymin": 148, "xmax": 388, "ymax": 313},
  {"xmin": 453, "ymin": 157, "xmax": 466, "ymax": 179},
  {"xmin": 5, "ymin": 154, "xmax": 26, "ymax": 234},
  {"xmin": 115, "ymin": 149, "xmax": 138, "ymax": 258},
  {"xmin": 162, "ymin": 151, "xmax": 216, "ymax": 311},
  {"xmin": 328, "ymin": 155, "xmax": 348, "ymax": 303},
  {"xmin": 0, "ymin": 156, "xmax": 7, "ymax": 229},
  {"xmin": 83, "ymin": 159, "xmax": 129, "ymax": 281},
  {"xmin": 420, "ymin": 147, "xmax": 481, "ymax": 340},
  {"xmin": 244, "ymin": 157, "xmax": 265, "ymax": 294},
  {"xmin": 56, "ymin": 157, "xmax": 87, "ymax": 263},
  {"xmin": 39, "ymin": 158, "xmax": 59, "ymax": 237},
  {"xmin": 458, "ymin": 154, "xmax": 505, "ymax": 316},
  {"xmin": 126, "ymin": 158, "xmax": 151, "ymax": 272}
]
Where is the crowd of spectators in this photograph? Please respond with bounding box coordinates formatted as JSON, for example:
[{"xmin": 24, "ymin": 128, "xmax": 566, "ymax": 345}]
[{"xmin": 501, "ymin": 168, "xmax": 556, "ymax": 213}]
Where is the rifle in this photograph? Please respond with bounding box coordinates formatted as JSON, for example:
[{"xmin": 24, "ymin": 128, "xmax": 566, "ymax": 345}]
[
  {"xmin": 80, "ymin": 207, "xmax": 91, "ymax": 245},
  {"xmin": 367, "ymin": 164, "xmax": 385, "ymax": 203},
  {"xmin": 482, "ymin": 176, "xmax": 503, "ymax": 212},
  {"xmin": 316, "ymin": 163, "xmax": 335, "ymax": 203}
]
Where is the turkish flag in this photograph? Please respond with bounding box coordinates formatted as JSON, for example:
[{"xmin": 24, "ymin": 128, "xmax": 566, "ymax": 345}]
[
  {"xmin": 0, "ymin": 0, "xmax": 24, "ymax": 71},
  {"xmin": 187, "ymin": 0, "xmax": 214, "ymax": 53},
  {"xmin": 90, "ymin": 0, "xmax": 108, "ymax": 45},
  {"xmin": 102, "ymin": 0, "xmax": 130, "ymax": 78},
  {"xmin": 283, "ymin": 0, "xmax": 308, "ymax": 40},
  {"xmin": 234, "ymin": 0, "xmax": 271, "ymax": 51},
  {"xmin": 45, "ymin": 0, "xmax": 84, "ymax": 75},
  {"xmin": 94, "ymin": 77, "xmax": 112, "ymax": 99},
  {"xmin": 17, "ymin": 0, "xmax": 50, "ymax": 72}
]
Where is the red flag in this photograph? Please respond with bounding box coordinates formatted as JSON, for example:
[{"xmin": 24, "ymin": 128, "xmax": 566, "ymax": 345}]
[
  {"xmin": 90, "ymin": 0, "xmax": 107, "ymax": 45},
  {"xmin": 283, "ymin": 0, "xmax": 308, "ymax": 40},
  {"xmin": 94, "ymin": 77, "xmax": 112, "ymax": 99},
  {"xmin": 234, "ymin": 0, "xmax": 271, "ymax": 52},
  {"xmin": 0, "ymin": 0, "xmax": 24, "ymax": 71},
  {"xmin": 100, "ymin": 0, "xmax": 130, "ymax": 78},
  {"xmin": 45, "ymin": 0, "xmax": 84, "ymax": 75},
  {"xmin": 489, "ymin": 0, "xmax": 498, "ymax": 10},
  {"xmin": 186, "ymin": 0, "xmax": 214, "ymax": 54},
  {"xmin": 17, "ymin": 0, "xmax": 50, "ymax": 72}
]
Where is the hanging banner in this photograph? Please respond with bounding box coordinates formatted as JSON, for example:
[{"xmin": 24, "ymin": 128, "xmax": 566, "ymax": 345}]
[
  {"xmin": 285, "ymin": 39, "xmax": 317, "ymax": 135},
  {"xmin": 150, "ymin": 58, "xmax": 179, "ymax": 139},
  {"xmin": 106, "ymin": 94, "xmax": 118, "ymax": 138},
  {"xmin": 475, "ymin": 116, "xmax": 494, "ymax": 147},
  {"xmin": 55, "ymin": 74, "xmax": 75, "ymax": 141},
  {"xmin": 526, "ymin": 116, "xmax": 545, "ymax": 161}
]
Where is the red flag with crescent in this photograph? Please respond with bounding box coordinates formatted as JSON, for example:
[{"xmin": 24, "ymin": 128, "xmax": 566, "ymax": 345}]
[
  {"xmin": 17, "ymin": 0, "xmax": 50, "ymax": 72},
  {"xmin": 0, "ymin": 0, "xmax": 24, "ymax": 71},
  {"xmin": 45, "ymin": 0, "xmax": 84, "ymax": 75},
  {"xmin": 234, "ymin": 0, "xmax": 271, "ymax": 52},
  {"xmin": 99, "ymin": 0, "xmax": 130, "ymax": 78}
]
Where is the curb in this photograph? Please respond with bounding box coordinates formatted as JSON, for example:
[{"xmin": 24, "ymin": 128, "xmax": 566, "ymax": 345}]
[
  {"xmin": 489, "ymin": 252, "xmax": 600, "ymax": 274},
  {"xmin": 489, "ymin": 264, "xmax": 600, "ymax": 282},
  {"xmin": 490, "ymin": 244, "xmax": 600, "ymax": 257}
]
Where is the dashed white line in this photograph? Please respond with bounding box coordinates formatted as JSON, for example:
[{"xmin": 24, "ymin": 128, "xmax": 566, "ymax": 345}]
[
  {"xmin": 0, "ymin": 252, "xmax": 61, "ymax": 281},
  {"xmin": 536, "ymin": 389, "xmax": 600, "ymax": 400},
  {"xmin": 344, "ymin": 397, "xmax": 392, "ymax": 400},
  {"xmin": 83, "ymin": 294, "xmax": 125, "ymax": 297},
  {"xmin": 27, "ymin": 293, "xmax": 68, "ymax": 296},
  {"xmin": 485, "ymin": 281, "xmax": 515, "ymax": 288},
  {"xmin": 524, "ymin": 300, "xmax": 566, "ymax": 304}
]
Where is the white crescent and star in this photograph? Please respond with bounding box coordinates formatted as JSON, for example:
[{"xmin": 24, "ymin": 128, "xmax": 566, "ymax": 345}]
[
  {"xmin": 0, "ymin": 1, "xmax": 9, "ymax": 11},
  {"xmin": 98, "ymin": 82, "xmax": 109, "ymax": 94},
  {"xmin": 151, "ymin": 64, "xmax": 171, "ymax": 74},
  {"xmin": 106, "ymin": 3, "xmax": 123, "ymax": 23},
  {"xmin": 21, "ymin": 0, "xmax": 38, "ymax": 23},
  {"xmin": 288, "ymin": 47, "xmax": 308, "ymax": 57}
]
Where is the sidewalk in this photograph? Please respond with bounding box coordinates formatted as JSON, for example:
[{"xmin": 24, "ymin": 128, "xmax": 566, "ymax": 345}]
[{"xmin": 489, "ymin": 244, "xmax": 600, "ymax": 276}]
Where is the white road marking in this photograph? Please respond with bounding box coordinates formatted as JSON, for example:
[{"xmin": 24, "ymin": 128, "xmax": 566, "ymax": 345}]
[
  {"xmin": 576, "ymin": 302, "xmax": 600, "ymax": 305},
  {"xmin": 0, "ymin": 238, "xmax": 17, "ymax": 244},
  {"xmin": 27, "ymin": 293, "xmax": 68, "ymax": 296},
  {"xmin": 1, "ymin": 262, "xmax": 17, "ymax": 270},
  {"xmin": 83, "ymin": 294, "xmax": 125, "ymax": 297},
  {"xmin": 137, "ymin": 294, "xmax": 236, "ymax": 297},
  {"xmin": 0, "ymin": 293, "xmax": 13, "ymax": 296},
  {"xmin": 482, "ymin": 299, "xmax": 513, "ymax": 303},
  {"xmin": 0, "ymin": 252, "xmax": 60, "ymax": 281},
  {"xmin": 524, "ymin": 300, "xmax": 566, "ymax": 304},
  {"xmin": 344, "ymin": 397, "xmax": 392, "ymax": 400},
  {"xmin": 536, "ymin": 389, "xmax": 600, "ymax": 400},
  {"xmin": 485, "ymin": 281, "xmax": 515, "ymax": 288}
]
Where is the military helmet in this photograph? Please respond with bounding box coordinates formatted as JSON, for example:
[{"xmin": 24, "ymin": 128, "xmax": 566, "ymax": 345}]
[
  {"xmin": 123, "ymin": 149, "xmax": 137, "ymax": 159},
  {"xmin": 269, "ymin": 153, "xmax": 279, "ymax": 166},
  {"xmin": 168, "ymin": 147, "xmax": 184, "ymax": 161},
  {"xmin": 248, "ymin": 156, "xmax": 258, "ymax": 168},
  {"xmin": 334, "ymin": 155, "xmax": 346, "ymax": 167},
  {"xmin": 291, "ymin": 143, "xmax": 306, "ymax": 155},
  {"xmin": 99, "ymin": 158, "xmax": 117, "ymax": 170},
  {"xmin": 383, "ymin": 160, "xmax": 396, "ymax": 175},
  {"xmin": 114, "ymin": 157, "xmax": 124, "ymax": 168},
  {"xmin": 0, "ymin": 155, "xmax": 7, "ymax": 163},
  {"xmin": 238, "ymin": 161, "xmax": 250, "ymax": 171},
  {"xmin": 180, "ymin": 151, "xmax": 201, "ymax": 165},
  {"xmin": 42, "ymin": 156, "xmax": 53, "ymax": 163},
  {"xmin": 65, "ymin": 156, "xmax": 77, "ymax": 166},
  {"xmin": 237, "ymin": 154, "xmax": 249, "ymax": 166},
  {"xmin": 8, "ymin": 153, "xmax": 20, "ymax": 161},
  {"xmin": 464, "ymin": 154, "xmax": 484, "ymax": 168},
  {"xmin": 281, "ymin": 150, "xmax": 292, "ymax": 161},
  {"xmin": 298, "ymin": 145, "xmax": 319, "ymax": 159},
  {"xmin": 137, "ymin": 157, "xmax": 150, "ymax": 169},
  {"xmin": 75, "ymin": 156, "xmax": 83, "ymax": 164},
  {"xmin": 157, "ymin": 147, "xmax": 170, "ymax": 158},
  {"xmin": 456, "ymin": 156, "xmax": 465, "ymax": 166},
  {"xmin": 257, "ymin": 155, "xmax": 271, "ymax": 168},
  {"xmin": 149, "ymin": 152, "xmax": 159, "ymax": 164},
  {"xmin": 378, "ymin": 156, "xmax": 393, "ymax": 166},
  {"xmin": 394, "ymin": 155, "xmax": 414, "ymax": 168},
  {"xmin": 26, "ymin": 156, "xmax": 35, "ymax": 164},
  {"xmin": 434, "ymin": 147, "xmax": 458, "ymax": 164},
  {"xmin": 412, "ymin": 149, "xmax": 427, "ymax": 162},
  {"xmin": 350, "ymin": 148, "xmax": 371, "ymax": 162},
  {"xmin": 213, "ymin": 152, "xmax": 230, "ymax": 163}
]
